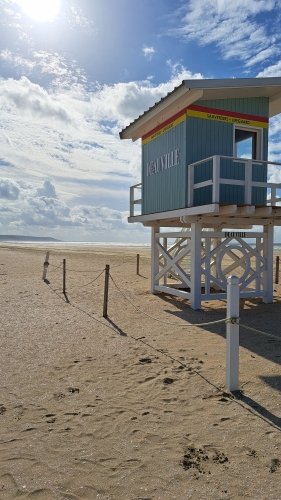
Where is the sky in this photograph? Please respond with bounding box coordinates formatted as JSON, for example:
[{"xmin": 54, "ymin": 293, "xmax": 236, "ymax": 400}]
[{"xmin": 1, "ymin": 0, "xmax": 281, "ymax": 243}]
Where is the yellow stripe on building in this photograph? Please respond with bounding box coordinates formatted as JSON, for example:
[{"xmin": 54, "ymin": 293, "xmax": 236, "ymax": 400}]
[
  {"xmin": 142, "ymin": 112, "xmax": 186, "ymax": 145},
  {"xmin": 187, "ymin": 109, "xmax": 268, "ymax": 129}
]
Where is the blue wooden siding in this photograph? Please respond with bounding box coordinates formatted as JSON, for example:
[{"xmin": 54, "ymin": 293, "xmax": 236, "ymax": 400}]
[
  {"xmin": 142, "ymin": 120, "xmax": 186, "ymax": 215},
  {"xmin": 187, "ymin": 97, "xmax": 269, "ymax": 206},
  {"xmin": 141, "ymin": 97, "xmax": 269, "ymax": 214}
]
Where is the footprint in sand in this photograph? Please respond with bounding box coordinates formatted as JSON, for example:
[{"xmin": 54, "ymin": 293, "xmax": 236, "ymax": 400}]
[
  {"xmin": 181, "ymin": 446, "xmax": 229, "ymax": 475},
  {"xmin": 68, "ymin": 387, "xmax": 79, "ymax": 394},
  {"xmin": 270, "ymin": 458, "xmax": 281, "ymax": 472},
  {"xmin": 247, "ymin": 449, "xmax": 258, "ymax": 458},
  {"xmin": 0, "ymin": 404, "xmax": 7, "ymax": 414},
  {"xmin": 163, "ymin": 377, "xmax": 174, "ymax": 385},
  {"xmin": 45, "ymin": 413, "xmax": 56, "ymax": 423},
  {"xmin": 53, "ymin": 392, "xmax": 65, "ymax": 400}
]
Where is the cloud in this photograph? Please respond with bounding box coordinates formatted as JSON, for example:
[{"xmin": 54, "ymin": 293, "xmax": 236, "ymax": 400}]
[
  {"xmin": 257, "ymin": 60, "xmax": 281, "ymax": 77},
  {"xmin": 142, "ymin": 46, "xmax": 155, "ymax": 60},
  {"xmin": 170, "ymin": 0, "xmax": 281, "ymax": 67},
  {"xmin": 91, "ymin": 65, "xmax": 203, "ymax": 124},
  {"xmin": 0, "ymin": 76, "xmax": 72, "ymax": 123},
  {"xmin": 36, "ymin": 180, "xmax": 57, "ymax": 198},
  {"xmin": 0, "ymin": 49, "xmax": 36, "ymax": 72},
  {"xmin": 0, "ymin": 177, "xmax": 130, "ymax": 233},
  {"xmin": 0, "ymin": 178, "xmax": 20, "ymax": 200}
]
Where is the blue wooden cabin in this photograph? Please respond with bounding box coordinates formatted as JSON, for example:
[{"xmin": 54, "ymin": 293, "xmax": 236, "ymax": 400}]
[{"xmin": 120, "ymin": 78, "xmax": 281, "ymax": 218}]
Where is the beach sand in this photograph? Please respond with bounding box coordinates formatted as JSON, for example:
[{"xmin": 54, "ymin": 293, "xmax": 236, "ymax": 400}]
[{"xmin": 0, "ymin": 244, "xmax": 280, "ymax": 499}]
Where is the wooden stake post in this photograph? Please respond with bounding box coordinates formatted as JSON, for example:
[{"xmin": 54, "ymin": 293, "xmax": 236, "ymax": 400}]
[
  {"xmin": 137, "ymin": 254, "xmax": 140, "ymax": 275},
  {"xmin": 63, "ymin": 259, "xmax": 66, "ymax": 294},
  {"xmin": 42, "ymin": 252, "xmax": 50, "ymax": 280},
  {"xmin": 103, "ymin": 265, "xmax": 110, "ymax": 318},
  {"xmin": 226, "ymin": 276, "xmax": 240, "ymax": 392}
]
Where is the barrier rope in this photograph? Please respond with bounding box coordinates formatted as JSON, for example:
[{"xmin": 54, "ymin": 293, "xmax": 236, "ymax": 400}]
[
  {"xmin": 67, "ymin": 269, "xmax": 105, "ymax": 289},
  {"xmin": 240, "ymin": 323, "xmax": 281, "ymax": 342},
  {"xmin": 66, "ymin": 267, "xmax": 102, "ymax": 273},
  {"xmin": 109, "ymin": 273, "xmax": 229, "ymax": 327},
  {"xmin": 48, "ymin": 263, "xmax": 63, "ymax": 272}
]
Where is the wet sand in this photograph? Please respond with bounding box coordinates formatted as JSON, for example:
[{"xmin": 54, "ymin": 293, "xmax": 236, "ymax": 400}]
[{"xmin": 0, "ymin": 244, "xmax": 281, "ymax": 499}]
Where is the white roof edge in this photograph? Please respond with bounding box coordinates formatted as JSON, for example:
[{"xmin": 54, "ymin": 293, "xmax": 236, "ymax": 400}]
[
  {"xmin": 120, "ymin": 83, "xmax": 187, "ymax": 140},
  {"xmin": 183, "ymin": 77, "xmax": 281, "ymax": 89}
]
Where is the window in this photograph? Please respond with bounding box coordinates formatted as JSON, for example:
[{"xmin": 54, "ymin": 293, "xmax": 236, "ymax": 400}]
[{"xmin": 234, "ymin": 126, "xmax": 262, "ymax": 160}]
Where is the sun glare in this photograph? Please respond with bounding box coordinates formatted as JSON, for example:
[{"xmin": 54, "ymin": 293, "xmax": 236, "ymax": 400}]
[{"xmin": 16, "ymin": 0, "xmax": 61, "ymax": 22}]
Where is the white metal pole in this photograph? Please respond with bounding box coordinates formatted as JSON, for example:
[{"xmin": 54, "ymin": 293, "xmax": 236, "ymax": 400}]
[
  {"xmin": 212, "ymin": 155, "xmax": 220, "ymax": 203},
  {"xmin": 226, "ymin": 275, "xmax": 240, "ymax": 391},
  {"xmin": 245, "ymin": 160, "xmax": 252, "ymax": 205},
  {"xmin": 130, "ymin": 186, "xmax": 134, "ymax": 217},
  {"xmin": 151, "ymin": 226, "xmax": 159, "ymax": 294},
  {"xmin": 262, "ymin": 224, "xmax": 274, "ymax": 304},
  {"xmin": 188, "ymin": 165, "xmax": 194, "ymax": 207},
  {"xmin": 190, "ymin": 222, "xmax": 202, "ymax": 310},
  {"xmin": 42, "ymin": 252, "xmax": 50, "ymax": 280},
  {"xmin": 163, "ymin": 237, "xmax": 167, "ymax": 285}
]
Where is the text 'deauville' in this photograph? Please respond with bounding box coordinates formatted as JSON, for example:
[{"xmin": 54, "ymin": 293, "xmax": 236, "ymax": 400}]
[{"xmin": 147, "ymin": 149, "xmax": 180, "ymax": 176}]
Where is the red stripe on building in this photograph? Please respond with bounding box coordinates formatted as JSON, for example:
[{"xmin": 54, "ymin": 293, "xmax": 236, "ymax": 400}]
[
  {"xmin": 187, "ymin": 104, "xmax": 268, "ymax": 123},
  {"xmin": 142, "ymin": 108, "xmax": 186, "ymax": 141}
]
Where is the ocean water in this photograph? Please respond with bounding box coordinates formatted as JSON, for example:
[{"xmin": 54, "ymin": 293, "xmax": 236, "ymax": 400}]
[
  {"xmin": 1, "ymin": 241, "xmax": 151, "ymax": 248},
  {"xmin": 2, "ymin": 240, "xmax": 281, "ymax": 251}
]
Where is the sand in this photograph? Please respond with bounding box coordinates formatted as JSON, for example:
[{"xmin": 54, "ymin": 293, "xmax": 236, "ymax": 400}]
[{"xmin": 0, "ymin": 243, "xmax": 280, "ymax": 500}]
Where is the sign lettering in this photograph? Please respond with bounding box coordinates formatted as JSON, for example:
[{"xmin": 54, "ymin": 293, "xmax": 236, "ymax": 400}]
[
  {"xmin": 147, "ymin": 149, "xmax": 180, "ymax": 176},
  {"xmin": 224, "ymin": 232, "xmax": 246, "ymax": 238}
]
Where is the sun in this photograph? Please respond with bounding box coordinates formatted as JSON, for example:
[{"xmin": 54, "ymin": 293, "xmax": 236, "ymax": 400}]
[{"xmin": 15, "ymin": 0, "xmax": 61, "ymax": 22}]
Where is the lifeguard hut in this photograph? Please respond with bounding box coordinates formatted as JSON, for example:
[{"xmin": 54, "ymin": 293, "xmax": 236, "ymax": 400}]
[{"xmin": 120, "ymin": 78, "xmax": 281, "ymax": 309}]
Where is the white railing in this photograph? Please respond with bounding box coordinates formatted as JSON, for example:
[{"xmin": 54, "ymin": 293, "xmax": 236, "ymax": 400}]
[
  {"xmin": 188, "ymin": 155, "xmax": 281, "ymax": 207},
  {"xmin": 130, "ymin": 183, "xmax": 142, "ymax": 217}
]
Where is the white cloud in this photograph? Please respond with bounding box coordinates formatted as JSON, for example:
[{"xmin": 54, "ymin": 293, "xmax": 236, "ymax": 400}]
[
  {"xmin": 0, "ymin": 49, "xmax": 36, "ymax": 71},
  {"xmin": 142, "ymin": 46, "xmax": 155, "ymax": 60},
  {"xmin": 68, "ymin": 3, "xmax": 96, "ymax": 34},
  {"xmin": 0, "ymin": 178, "xmax": 20, "ymax": 200},
  {"xmin": 36, "ymin": 180, "xmax": 57, "ymax": 198},
  {"xmin": 257, "ymin": 60, "xmax": 281, "ymax": 77},
  {"xmin": 0, "ymin": 76, "xmax": 73, "ymax": 123},
  {"xmin": 0, "ymin": 177, "xmax": 137, "ymax": 237},
  {"xmin": 170, "ymin": 0, "xmax": 281, "ymax": 67}
]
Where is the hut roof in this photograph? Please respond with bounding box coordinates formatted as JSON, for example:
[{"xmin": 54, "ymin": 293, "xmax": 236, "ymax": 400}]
[{"xmin": 119, "ymin": 77, "xmax": 281, "ymax": 141}]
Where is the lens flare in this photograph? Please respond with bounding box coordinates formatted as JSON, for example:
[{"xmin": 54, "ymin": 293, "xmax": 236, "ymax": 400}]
[{"xmin": 16, "ymin": 0, "xmax": 60, "ymax": 22}]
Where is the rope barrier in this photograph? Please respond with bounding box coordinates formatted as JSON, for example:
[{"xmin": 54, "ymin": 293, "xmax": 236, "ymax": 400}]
[
  {"xmin": 48, "ymin": 263, "xmax": 63, "ymax": 272},
  {"xmin": 109, "ymin": 273, "xmax": 229, "ymax": 327},
  {"xmin": 240, "ymin": 323, "xmax": 281, "ymax": 342},
  {"xmin": 65, "ymin": 268, "xmax": 102, "ymax": 273},
  {"xmin": 67, "ymin": 269, "xmax": 105, "ymax": 289}
]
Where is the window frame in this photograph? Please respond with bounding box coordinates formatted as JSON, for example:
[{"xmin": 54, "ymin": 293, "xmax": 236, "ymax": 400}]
[{"xmin": 233, "ymin": 125, "xmax": 263, "ymax": 161}]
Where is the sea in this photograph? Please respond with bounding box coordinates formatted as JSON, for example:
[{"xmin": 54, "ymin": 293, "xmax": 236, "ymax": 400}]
[
  {"xmin": 1, "ymin": 241, "xmax": 151, "ymax": 248},
  {"xmin": 2, "ymin": 240, "xmax": 281, "ymax": 251}
]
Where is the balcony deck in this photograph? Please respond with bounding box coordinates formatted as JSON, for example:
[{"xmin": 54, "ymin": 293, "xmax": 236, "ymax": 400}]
[{"xmin": 129, "ymin": 155, "xmax": 281, "ymax": 228}]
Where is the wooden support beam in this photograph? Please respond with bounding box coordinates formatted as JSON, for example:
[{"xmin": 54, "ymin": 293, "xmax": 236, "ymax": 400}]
[
  {"xmin": 219, "ymin": 205, "xmax": 237, "ymax": 214},
  {"xmin": 255, "ymin": 206, "xmax": 272, "ymax": 216},
  {"xmin": 236, "ymin": 206, "xmax": 255, "ymax": 215}
]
